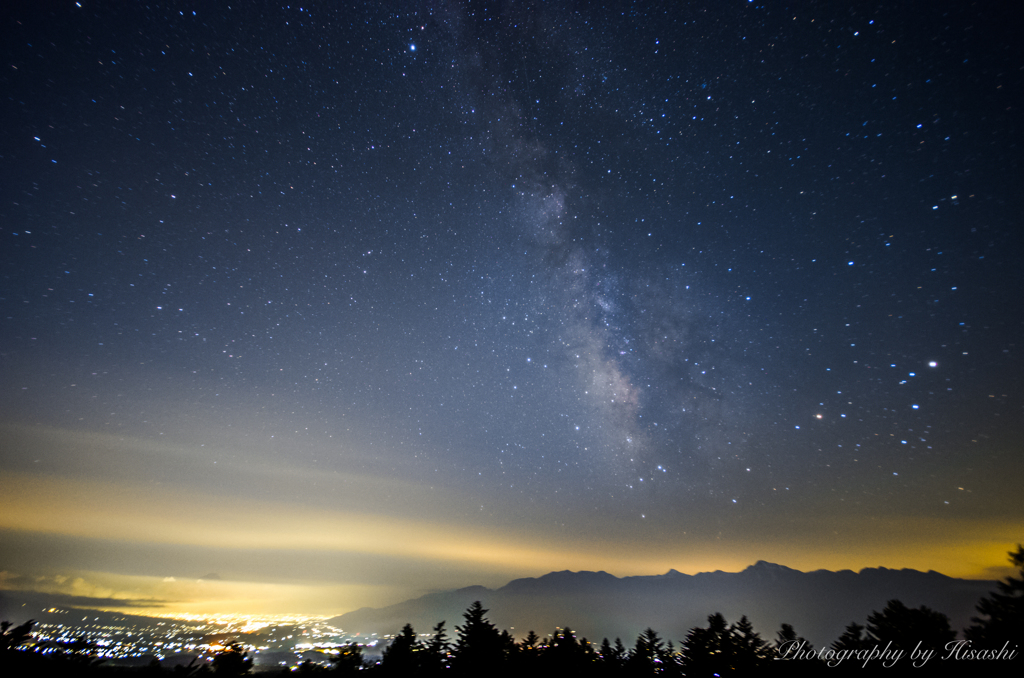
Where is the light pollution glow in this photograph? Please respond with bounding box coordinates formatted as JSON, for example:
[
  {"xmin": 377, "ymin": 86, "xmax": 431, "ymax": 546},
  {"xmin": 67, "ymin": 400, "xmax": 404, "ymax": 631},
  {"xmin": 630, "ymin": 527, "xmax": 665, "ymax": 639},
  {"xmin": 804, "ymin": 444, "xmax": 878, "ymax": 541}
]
[
  {"xmin": 1, "ymin": 1, "xmax": 1022, "ymax": 624},
  {"xmin": 0, "ymin": 423, "xmax": 1018, "ymax": 618}
]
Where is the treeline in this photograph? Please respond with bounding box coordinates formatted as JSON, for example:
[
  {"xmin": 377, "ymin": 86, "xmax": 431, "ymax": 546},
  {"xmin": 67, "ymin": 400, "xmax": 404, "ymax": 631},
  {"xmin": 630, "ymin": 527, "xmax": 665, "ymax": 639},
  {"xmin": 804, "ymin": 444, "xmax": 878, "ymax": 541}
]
[{"xmin": 2, "ymin": 546, "xmax": 1021, "ymax": 676}]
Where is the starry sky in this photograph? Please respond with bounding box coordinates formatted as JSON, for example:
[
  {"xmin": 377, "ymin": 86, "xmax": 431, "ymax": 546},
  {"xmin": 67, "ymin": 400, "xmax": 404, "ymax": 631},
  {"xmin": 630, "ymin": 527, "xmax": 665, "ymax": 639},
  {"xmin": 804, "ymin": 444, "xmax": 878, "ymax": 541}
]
[{"xmin": 1, "ymin": 1, "xmax": 1021, "ymax": 618}]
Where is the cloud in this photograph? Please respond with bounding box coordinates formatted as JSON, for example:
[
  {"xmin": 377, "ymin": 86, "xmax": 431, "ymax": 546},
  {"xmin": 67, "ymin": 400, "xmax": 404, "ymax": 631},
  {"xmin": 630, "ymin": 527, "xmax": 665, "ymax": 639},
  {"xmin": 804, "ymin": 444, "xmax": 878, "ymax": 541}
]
[{"xmin": 0, "ymin": 572, "xmax": 167, "ymax": 609}]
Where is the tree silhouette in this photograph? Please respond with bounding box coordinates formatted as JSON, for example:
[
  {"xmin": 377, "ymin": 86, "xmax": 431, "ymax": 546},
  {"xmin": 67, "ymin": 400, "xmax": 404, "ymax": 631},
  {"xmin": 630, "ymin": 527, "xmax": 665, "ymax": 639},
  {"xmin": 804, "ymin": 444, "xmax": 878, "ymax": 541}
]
[
  {"xmin": 681, "ymin": 612, "xmax": 732, "ymax": 677},
  {"xmin": 595, "ymin": 637, "xmax": 623, "ymax": 675},
  {"xmin": 380, "ymin": 623, "xmax": 419, "ymax": 675},
  {"xmin": 499, "ymin": 628, "xmax": 517, "ymax": 665},
  {"xmin": 452, "ymin": 602, "xmax": 505, "ymax": 675},
  {"xmin": 865, "ymin": 599, "xmax": 955, "ymax": 653},
  {"xmin": 774, "ymin": 622, "xmax": 811, "ymax": 655},
  {"xmin": 593, "ymin": 636, "xmax": 628, "ymax": 676},
  {"xmin": 831, "ymin": 621, "xmax": 871, "ymax": 653},
  {"xmin": 331, "ymin": 642, "xmax": 365, "ymax": 675},
  {"xmin": 520, "ymin": 629, "xmax": 541, "ymax": 652},
  {"xmin": 1, "ymin": 620, "xmax": 39, "ymax": 676},
  {"xmin": 660, "ymin": 640, "xmax": 683, "ymax": 678},
  {"xmin": 613, "ymin": 637, "xmax": 628, "ymax": 662},
  {"xmin": 679, "ymin": 612, "xmax": 772, "ymax": 676},
  {"xmin": 771, "ymin": 623, "xmax": 820, "ymax": 677},
  {"xmin": 419, "ymin": 620, "xmax": 450, "ymax": 676},
  {"xmin": 13, "ymin": 585, "xmax": 1012, "ymax": 678},
  {"xmin": 211, "ymin": 641, "xmax": 253, "ymax": 676},
  {"xmin": 625, "ymin": 627, "xmax": 665, "ymax": 676},
  {"xmin": 512, "ymin": 630, "xmax": 541, "ymax": 674},
  {"xmin": 34, "ymin": 632, "xmax": 108, "ymax": 676},
  {"xmin": 1, "ymin": 620, "xmax": 34, "ymax": 653},
  {"xmin": 966, "ymin": 544, "xmax": 1024, "ymax": 649},
  {"xmin": 540, "ymin": 627, "xmax": 596, "ymax": 675},
  {"xmin": 729, "ymin": 615, "xmax": 772, "ymax": 672}
]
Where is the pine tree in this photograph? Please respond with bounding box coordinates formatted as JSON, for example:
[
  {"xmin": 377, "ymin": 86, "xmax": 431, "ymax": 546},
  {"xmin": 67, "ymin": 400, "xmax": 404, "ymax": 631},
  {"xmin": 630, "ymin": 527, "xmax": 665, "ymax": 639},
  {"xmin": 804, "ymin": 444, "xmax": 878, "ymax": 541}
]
[
  {"xmin": 421, "ymin": 620, "xmax": 450, "ymax": 675},
  {"xmin": 598, "ymin": 637, "xmax": 627, "ymax": 674},
  {"xmin": 626, "ymin": 627, "xmax": 665, "ymax": 675},
  {"xmin": 831, "ymin": 621, "xmax": 871, "ymax": 652},
  {"xmin": 966, "ymin": 544, "xmax": 1024, "ymax": 648},
  {"xmin": 211, "ymin": 641, "xmax": 253, "ymax": 676},
  {"xmin": 772, "ymin": 623, "xmax": 820, "ymax": 677},
  {"xmin": 499, "ymin": 629, "xmax": 517, "ymax": 666},
  {"xmin": 1, "ymin": 620, "xmax": 34, "ymax": 653},
  {"xmin": 774, "ymin": 622, "xmax": 814, "ymax": 657},
  {"xmin": 729, "ymin": 615, "xmax": 772, "ymax": 672},
  {"xmin": 1, "ymin": 621, "xmax": 39, "ymax": 676},
  {"xmin": 514, "ymin": 630, "xmax": 541, "ymax": 673},
  {"xmin": 681, "ymin": 612, "xmax": 732, "ymax": 677},
  {"xmin": 452, "ymin": 601, "xmax": 505, "ymax": 675},
  {"xmin": 865, "ymin": 599, "xmax": 955, "ymax": 652},
  {"xmin": 381, "ymin": 623, "xmax": 419, "ymax": 675},
  {"xmin": 331, "ymin": 642, "xmax": 365, "ymax": 675},
  {"xmin": 520, "ymin": 629, "xmax": 541, "ymax": 654},
  {"xmin": 541, "ymin": 627, "xmax": 595, "ymax": 674},
  {"xmin": 660, "ymin": 640, "xmax": 682, "ymax": 677}
]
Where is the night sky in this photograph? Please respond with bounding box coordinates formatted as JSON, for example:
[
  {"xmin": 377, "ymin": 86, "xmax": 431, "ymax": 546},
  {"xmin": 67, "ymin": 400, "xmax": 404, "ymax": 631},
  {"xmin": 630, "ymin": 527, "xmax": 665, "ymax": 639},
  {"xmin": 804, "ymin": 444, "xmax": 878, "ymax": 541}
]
[{"xmin": 1, "ymin": 1, "xmax": 1021, "ymax": 618}]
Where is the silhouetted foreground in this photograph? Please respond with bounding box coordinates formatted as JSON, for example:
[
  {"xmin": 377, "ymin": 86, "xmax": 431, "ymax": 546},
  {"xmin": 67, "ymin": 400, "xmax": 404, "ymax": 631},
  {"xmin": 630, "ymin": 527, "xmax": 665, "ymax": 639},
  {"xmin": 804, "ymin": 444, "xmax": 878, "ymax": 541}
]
[{"xmin": 3, "ymin": 547, "xmax": 1021, "ymax": 676}]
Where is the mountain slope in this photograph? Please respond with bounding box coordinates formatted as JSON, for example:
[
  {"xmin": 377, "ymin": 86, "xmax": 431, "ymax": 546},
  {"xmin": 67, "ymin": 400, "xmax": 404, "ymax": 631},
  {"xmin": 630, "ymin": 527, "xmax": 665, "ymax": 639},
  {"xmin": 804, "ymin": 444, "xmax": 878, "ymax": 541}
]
[{"xmin": 328, "ymin": 562, "xmax": 994, "ymax": 648}]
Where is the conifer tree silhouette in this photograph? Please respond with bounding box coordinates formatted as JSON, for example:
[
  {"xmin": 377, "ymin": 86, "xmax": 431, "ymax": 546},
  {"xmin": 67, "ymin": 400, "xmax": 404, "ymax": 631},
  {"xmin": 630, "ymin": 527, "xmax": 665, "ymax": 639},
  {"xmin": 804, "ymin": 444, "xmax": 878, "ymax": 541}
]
[
  {"xmin": 659, "ymin": 639, "xmax": 684, "ymax": 677},
  {"xmin": 729, "ymin": 615, "xmax": 772, "ymax": 672},
  {"xmin": 625, "ymin": 627, "xmax": 665, "ymax": 676},
  {"xmin": 831, "ymin": 621, "xmax": 871, "ymax": 653},
  {"xmin": 512, "ymin": 629, "xmax": 541, "ymax": 674},
  {"xmin": 420, "ymin": 620, "xmax": 450, "ymax": 676},
  {"xmin": 770, "ymin": 622, "xmax": 821, "ymax": 676},
  {"xmin": 499, "ymin": 628, "xmax": 517, "ymax": 665},
  {"xmin": 453, "ymin": 601, "xmax": 505, "ymax": 675},
  {"xmin": 541, "ymin": 627, "xmax": 596, "ymax": 674},
  {"xmin": 594, "ymin": 636, "xmax": 628, "ymax": 676},
  {"xmin": 774, "ymin": 622, "xmax": 810, "ymax": 654},
  {"xmin": 613, "ymin": 637, "xmax": 628, "ymax": 662},
  {"xmin": 966, "ymin": 544, "xmax": 1024, "ymax": 651},
  {"xmin": 0, "ymin": 620, "xmax": 34, "ymax": 653},
  {"xmin": 331, "ymin": 642, "xmax": 365, "ymax": 675},
  {"xmin": 681, "ymin": 612, "xmax": 732, "ymax": 677},
  {"xmin": 865, "ymin": 599, "xmax": 955, "ymax": 653},
  {"xmin": 380, "ymin": 623, "xmax": 419, "ymax": 675},
  {"xmin": 211, "ymin": 640, "xmax": 253, "ymax": 676},
  {"xmin": 1, "ymin": 620, "xmax": 38, "ymax": 676}
]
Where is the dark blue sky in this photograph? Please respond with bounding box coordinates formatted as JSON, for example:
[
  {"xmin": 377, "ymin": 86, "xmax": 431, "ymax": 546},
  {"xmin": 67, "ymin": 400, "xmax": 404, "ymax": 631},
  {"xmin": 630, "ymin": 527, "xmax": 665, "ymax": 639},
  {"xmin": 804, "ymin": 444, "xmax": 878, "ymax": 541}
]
[{"xmin": 1, "ymin": 1, "xmax": 1021, "ymax": 616}]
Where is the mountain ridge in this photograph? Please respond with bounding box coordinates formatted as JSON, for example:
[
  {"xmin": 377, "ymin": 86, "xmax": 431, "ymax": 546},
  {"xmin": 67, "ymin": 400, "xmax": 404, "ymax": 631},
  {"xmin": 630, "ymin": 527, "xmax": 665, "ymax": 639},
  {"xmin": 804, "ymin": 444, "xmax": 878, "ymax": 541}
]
[{"xmin": 328, "ymin": 561, "xmax": 995, "ymax": 648}]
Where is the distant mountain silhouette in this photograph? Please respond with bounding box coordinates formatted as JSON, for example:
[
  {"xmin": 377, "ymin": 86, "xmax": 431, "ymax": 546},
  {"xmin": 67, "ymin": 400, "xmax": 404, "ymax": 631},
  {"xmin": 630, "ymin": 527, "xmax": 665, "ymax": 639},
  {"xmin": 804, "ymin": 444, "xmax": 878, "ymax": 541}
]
[{"xmin": 328, "ymin": 562, "xmax": 995, "ymax": 647}]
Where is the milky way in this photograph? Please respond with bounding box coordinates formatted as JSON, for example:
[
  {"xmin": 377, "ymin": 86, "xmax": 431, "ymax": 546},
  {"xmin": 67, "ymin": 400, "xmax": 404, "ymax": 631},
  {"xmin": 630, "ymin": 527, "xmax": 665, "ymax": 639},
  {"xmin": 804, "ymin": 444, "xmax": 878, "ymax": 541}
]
[{"xmin": 1, "ymin": 1, "xmax": 1020, "ymax": 615}]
